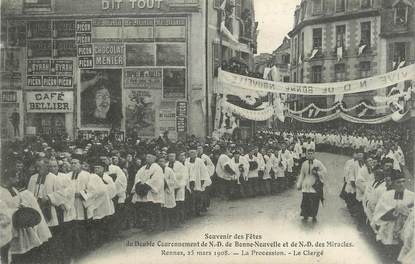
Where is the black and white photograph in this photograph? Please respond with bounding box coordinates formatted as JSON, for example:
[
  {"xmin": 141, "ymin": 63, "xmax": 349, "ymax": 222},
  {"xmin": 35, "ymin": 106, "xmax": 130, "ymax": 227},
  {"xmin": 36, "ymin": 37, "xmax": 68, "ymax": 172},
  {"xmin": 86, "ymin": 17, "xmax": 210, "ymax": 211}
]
[{"xmin": 1, "ymin": 0, "xmax": 415, "ymax": 264}]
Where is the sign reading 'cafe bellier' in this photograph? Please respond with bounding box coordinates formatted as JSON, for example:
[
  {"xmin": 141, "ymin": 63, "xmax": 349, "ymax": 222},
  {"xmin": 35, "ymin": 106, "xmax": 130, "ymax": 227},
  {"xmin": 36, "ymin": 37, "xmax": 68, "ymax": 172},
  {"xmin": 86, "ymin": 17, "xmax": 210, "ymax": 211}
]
[{"xmin": 26, "ymin": 91, "xmax": 73, "ymax": 113}]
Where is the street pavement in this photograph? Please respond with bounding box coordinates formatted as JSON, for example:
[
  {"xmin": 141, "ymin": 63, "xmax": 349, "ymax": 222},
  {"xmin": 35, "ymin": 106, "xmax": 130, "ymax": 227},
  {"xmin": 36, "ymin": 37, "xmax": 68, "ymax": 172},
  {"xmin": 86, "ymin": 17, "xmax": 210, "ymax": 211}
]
[{"xmin": 79, "ymin": 153, "xmax": 389, "ymax": 264}]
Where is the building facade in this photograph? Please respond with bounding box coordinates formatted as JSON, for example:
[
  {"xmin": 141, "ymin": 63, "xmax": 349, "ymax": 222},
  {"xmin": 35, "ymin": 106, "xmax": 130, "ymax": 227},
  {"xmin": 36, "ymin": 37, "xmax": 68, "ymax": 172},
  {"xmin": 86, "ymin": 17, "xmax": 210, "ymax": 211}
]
[
  {"xmin": 287, "ymin": 0, "xmax": 395, "ymax": 111},
  {"xmin": 0, "ymin": 0, "xmax": 257, "ymax": 141}
]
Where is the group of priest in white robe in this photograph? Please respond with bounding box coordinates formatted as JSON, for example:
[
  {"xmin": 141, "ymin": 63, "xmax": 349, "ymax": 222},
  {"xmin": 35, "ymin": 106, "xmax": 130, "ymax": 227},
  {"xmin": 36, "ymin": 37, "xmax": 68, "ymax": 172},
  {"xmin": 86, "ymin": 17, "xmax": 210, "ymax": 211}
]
[{"xmin": 342, "ymin": 150, "xmax": 414, "ymax": 264}]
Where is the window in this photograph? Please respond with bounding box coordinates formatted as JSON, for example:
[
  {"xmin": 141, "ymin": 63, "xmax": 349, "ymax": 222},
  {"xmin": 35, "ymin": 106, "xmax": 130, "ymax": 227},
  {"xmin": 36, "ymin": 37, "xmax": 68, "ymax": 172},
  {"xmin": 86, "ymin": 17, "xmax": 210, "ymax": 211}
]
[
  {"xmin": 334, "ymin": 64, "xmax": 346, "ymax": 81},
  {"xmin": 336, "ymin": 0, "xmax": 346, "ymax": 12},
  {"xmin": 301, "ymin": 32, "xmax": 305, "ymax": 58},
  {"xmin": 300, "ymin": 69, "xmax": 304, "ymax": 83},
  {"xmin": 336, "ymin": 25, "xmax": 346, "ymax": 48},
  {"xmin": 360, "ymin": 62, "xmax": 371, "ymax": 78},
  {"xmin": 360, "ymin": 22, "xmax": 371, "ymax": 47},
  {"xmin": 361, "ymin": 0, "xmax": 372, "ymax": 8},
  {"xmin": 293, "ymin": 72, "xmax": 297, "ymax": 83},
  {"xmin": 312, "ymin": 0, "xmax": 322, "ymax": 15},
  {"xmin": 395, "ymin": 5, "xmax": 408, "ymax": 25},
  {"xmin": 293, "ymin": 37, "xmax": 298, "ymax": 64},
  {"xmin": 313, "ymin": 28, "xmax": 322, "ymax": 49},
  {"xmin": 300, "ymin": 2, "xmax": 307, "ymax": 21},
  {"xmin": 393, "ymin": 42, "xmax": 406, "ymax": 62},
  {"xmin": 283, "ymin": 76, "xmax": 290, "ymax": 82},
  {"xmin": 311, "ymin": 66, "xmax": 322, "ymax": 83},
  {"xmin": 283, "ymin": 54, "xmax": 290, "ymax": 64}
]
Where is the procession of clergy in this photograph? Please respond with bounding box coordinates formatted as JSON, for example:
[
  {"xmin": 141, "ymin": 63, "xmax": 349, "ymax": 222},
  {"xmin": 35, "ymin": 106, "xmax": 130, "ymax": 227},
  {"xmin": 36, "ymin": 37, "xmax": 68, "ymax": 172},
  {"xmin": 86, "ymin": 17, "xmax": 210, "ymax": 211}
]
[{"xmin": 0, "ymin": 129, "xmax": 413, "ymax": 264}]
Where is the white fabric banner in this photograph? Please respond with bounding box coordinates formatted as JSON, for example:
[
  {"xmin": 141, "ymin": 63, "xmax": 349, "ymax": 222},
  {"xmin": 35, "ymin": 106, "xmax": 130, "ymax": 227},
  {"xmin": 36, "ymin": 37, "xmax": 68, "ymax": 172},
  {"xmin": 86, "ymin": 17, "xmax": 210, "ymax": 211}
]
[
  {"xmin": 286, "ymin": 111, "xmax": 398, "ymax": 124},
  {"xmin": 218, "ymin": 64, "xmax": 415, "ymax": 95}
]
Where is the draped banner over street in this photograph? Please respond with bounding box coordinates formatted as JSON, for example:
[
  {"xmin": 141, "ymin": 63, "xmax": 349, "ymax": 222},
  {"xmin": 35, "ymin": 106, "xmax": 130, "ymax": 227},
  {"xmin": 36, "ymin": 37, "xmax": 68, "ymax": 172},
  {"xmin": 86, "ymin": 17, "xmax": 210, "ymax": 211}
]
[{"xmin": 217, "ymin": 64, "xmax": 415, "ymax": 95}]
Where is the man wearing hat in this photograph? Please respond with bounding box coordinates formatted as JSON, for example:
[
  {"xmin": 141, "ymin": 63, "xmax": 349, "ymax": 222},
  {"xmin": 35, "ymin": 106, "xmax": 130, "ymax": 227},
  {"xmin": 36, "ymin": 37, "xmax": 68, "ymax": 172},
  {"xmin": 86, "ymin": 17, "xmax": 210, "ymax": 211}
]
[
  {"xmin": 185, "ymin": 148, "xmax": 210, "ymax": 217},
  {"xmin": 373, "ymin": 170, "xmax": 414, "ymax": 252},
  {"xmin": 67, "ymin": 150, "xmax": 106, "ymax": 257},
  {"xmin": 228, "ymin": 149, "xmax": 249, "ymax": 199},
  {"xmin": 27, "ymin": 158, "xmax": 62, "ymax": 262},
  {"xmin": 158, "ymin": 155, "xmax": 177, "ymax": 229},
  {"xmin": 215, "ymin": 146, "xmax": 236, "ymax": 200},
  {"xmin": 244, "ymin": 145, "xmax": 264, "ymax": 197},
  {"xmin": 131, "ymin": 151, "xmax": 165, "ymax": 232},
  {"xmin": 102, "ymin": 153, "xmax": 127, "ymax": 233},
  {"xmin": 167, "ymin": 148, "xmax": 188, "ymax": 226},
  {"xmin": 296, "ymin": 148, "xmax": 327, "ymax": 222},
  {"xmin": 89, "ymin": 158, "xmax": 116, "ymax": 247},
  {"xmin": 196, "ymin": 144, "xmax": 214, "ymax": 212}
]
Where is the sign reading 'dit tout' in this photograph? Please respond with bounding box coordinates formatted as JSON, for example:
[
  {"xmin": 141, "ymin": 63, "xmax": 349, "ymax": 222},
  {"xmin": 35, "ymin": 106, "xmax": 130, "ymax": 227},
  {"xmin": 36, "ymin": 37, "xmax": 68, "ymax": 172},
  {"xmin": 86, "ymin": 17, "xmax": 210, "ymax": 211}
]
[
  {"xmin": 26, "ymin": 91, "xmax": 73, "ymax": 113},
  {"xmin": 101, "ymin": 0, "xmax": 164, "ymax": 10},
  {"xmin": 94, "ymin": 44, "xmax": 124, "ymax": 67}
]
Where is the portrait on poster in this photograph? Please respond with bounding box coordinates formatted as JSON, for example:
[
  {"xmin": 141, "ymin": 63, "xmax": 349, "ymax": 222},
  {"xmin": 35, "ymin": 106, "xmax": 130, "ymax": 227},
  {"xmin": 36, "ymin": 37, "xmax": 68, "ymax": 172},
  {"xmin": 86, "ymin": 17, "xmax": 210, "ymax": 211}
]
[{"xmin": 80, "ymin": 69, "xmax": 123, "ymax": 129}]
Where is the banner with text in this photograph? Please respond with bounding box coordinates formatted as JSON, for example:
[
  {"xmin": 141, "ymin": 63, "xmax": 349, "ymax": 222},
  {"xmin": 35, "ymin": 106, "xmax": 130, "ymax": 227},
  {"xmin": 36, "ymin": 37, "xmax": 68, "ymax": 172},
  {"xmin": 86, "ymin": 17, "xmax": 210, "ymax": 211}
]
[{"xmin": 218, "ymin": 64, "xmax": 415, "ymax": 96}]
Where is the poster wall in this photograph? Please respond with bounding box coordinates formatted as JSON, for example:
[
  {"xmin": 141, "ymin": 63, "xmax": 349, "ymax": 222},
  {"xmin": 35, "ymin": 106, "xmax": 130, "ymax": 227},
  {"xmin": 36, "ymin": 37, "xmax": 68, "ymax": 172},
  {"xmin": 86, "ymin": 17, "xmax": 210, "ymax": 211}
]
[{"xmin": 80, "ymin": 69, "xmax": 123, "ymax": 129}]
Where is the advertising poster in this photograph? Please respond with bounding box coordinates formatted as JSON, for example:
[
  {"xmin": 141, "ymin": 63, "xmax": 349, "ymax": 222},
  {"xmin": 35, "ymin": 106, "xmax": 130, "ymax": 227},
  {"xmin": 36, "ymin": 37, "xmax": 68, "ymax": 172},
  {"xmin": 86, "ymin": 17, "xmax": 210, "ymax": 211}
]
[
  {"xmin": 94, "ymin": 44, "xmax": 125, "ymax": 67},
  {"xmin": 27, "ymin": 60, "xmax": 50, "ymax": 75},
  {"xmin": 53, "ymin": 20, "xmax": 76, "ymax": 38},
  {"xmin": 51, "ymin": 60, "xmax": 73, "ymax": 75},
  {"xmin": 4, "ymin": 48, "xmax": 23, "ymax": 72},
  {"xmin": 176, "ymin": 101, "xmax": 188, "ymax": 136},
  {"xmin": 125, "ymin": 89, "xmax": 161, "ymax": 138},
  {"xmin": 163, "ymin": 68, "xmax": 186, "ymax": 99},
  {"xmin": 76, "ymin": 33, "xmax": 92, "ymax": 44},
  {"xmin": 124, "ymin": 68, "xmax": 162, "ymax": 90},
  {"xmin": 27, "ymin": 40, "xmax": 52, "ymax": 58},
  {"xmin": 7, "ymin": 20, "xmax": 26, "ymax": 47},
  {"xmin": 27, "ymin": 20, "xmax": 52, "ymax": 39},
  {"xmin": 27, "ymin": 76, "xmax": 42, "ymax": 87},
  {"xmin": 23, "ymin": 0, "xmax": 52, "ymax": 11},
  {"xmin": 0, "ymin": 90, "xmax": 23, "ymax": 139},
  {"xmin": 53, "ymin": 40, "xmax": 77, "ymax": 57},
  {"xmin": 126, "ymin": 44, "xmax": 155, "ymax": 66},
  {"xmin": 159, "ymin": 101, "xmax": 177, "ymax": 140},
  {"xmin": 26, "ymin": 91, "xmax": 74, "ymax": 113},
  {"xmin": 156, "ymin": 43, "xmax": 186, "ymax": 66},
  {"xmin": 76, "ymin": 21, "xmax": 92, "ymax": 33},
  {"xmin": 123, "ymin": 18, "xmax": 154, "ymax": 42},
  {"xmin": 92, "ymin": 19, "xmax": 123, "ymax": 42},
  {"xmin": 0, "ymin": 72, "xmax": 22, "ymax": 90},
  {"xmin": 78, "ymin": 44, "xmax": 93, "ymax": 56},
  {"xmin": 155, "ymin": 18, "xmax": 186, "ymax": 42},
  {"xmin": 80, "ymin": 69, "xmax": 122, "ymax": 129}
]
